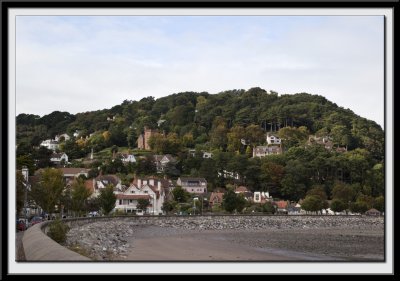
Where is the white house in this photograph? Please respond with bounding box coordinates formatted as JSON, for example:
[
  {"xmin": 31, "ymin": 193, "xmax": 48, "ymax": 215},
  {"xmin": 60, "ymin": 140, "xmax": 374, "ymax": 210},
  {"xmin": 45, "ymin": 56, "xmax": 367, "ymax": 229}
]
[
  {"xmin": 253, "ymin": 191, "xmax": 272, "ymax": 203},
  {"xmin": 203, "ymin": 152, "xmax": 213, "ymax": 158},
  {"xmin": 114, "ymin": 178, "xmax": 166, "ymax": 215},
  {"xmin": 154, "ymin": 154, "xmax": 176, "ymax": 173},
  {"xmin": 50, "ymin": 152, "xmax": 68, "ymax": 165},
  {"xmin": 253, "ymin": 146, "xmax": 282, "ymax": 158},
  {"xmin": 54, "ymin": 133, "xmax": 70, "ymax": 142},
  {"xmin": 40, "ymin": 139, "xmax": 59, "ymax": 151},
  {"xmin": 119, "ymin": 153, "xmax": 136, "ymax": 163},
  {"xmin": 177, "ymin": 177, "xmax": 207, "ymax": 194},
  {"xmin": 266, "ymin": 133, "xmax": 281, "ymax": 145}
]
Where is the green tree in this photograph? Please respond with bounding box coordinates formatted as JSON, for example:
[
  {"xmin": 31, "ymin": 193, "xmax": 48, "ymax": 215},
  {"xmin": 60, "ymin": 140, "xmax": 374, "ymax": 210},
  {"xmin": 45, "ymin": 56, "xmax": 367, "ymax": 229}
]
[
  {"xmin": 71, "ymin": 178, "xmax": 92, "ymax": 216},
  {"xmin": 331, "ymin": 181, "xmax": 356, "ymax": 202},
  {"xmin": 16, "ymin": 171, "xmax": 26, "ymax": 216},
  {"xmin": 262, "ymin": 201, "xmax": 275, "ymax": 214},
  {"xmin": 373, "ymin": 196, "xmax": 384, "ymax": 213},
  {"xmin": 30, "ymin": 168, "xmax": 65, "ymax": 216},
  {"xmin": 222, "ymin": 189, "xmax": 246, "ymax": 213},
  {"xmin": 330, "ymin": 199, "xmax": 348, "ymax": 214},
  {"xmin": 301, "ymin": 195, "xmax": 325, "ymax": 213},
  {"xmin": 137, "ymin": 198, "xmax": 150, "ymax": 212},
  {"xmin": 98, "ymin": 184, "xmax": 116, "ymax": 215},
  {"xmin": 172, "ymin": 186, "xmax": 190, "ymax": 203}
]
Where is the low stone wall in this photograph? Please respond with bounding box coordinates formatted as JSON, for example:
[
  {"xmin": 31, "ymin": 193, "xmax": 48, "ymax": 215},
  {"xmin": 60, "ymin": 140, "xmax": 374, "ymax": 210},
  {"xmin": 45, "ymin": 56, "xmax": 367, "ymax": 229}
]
[{"xmin": 22, "ymin": 221, "xmax": 90, "ymax": 261}]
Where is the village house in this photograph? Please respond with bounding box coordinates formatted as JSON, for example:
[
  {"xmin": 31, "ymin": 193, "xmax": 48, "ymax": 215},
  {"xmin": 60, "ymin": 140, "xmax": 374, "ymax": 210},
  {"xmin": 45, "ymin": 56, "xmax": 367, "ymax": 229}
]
[
  {"xmin": 50, "ymin": 152, "xmax": 69, "ymax": 165},
  {"xmin": 57, "ymin": 167, "xmax": 89, "ymax": 185},
  {"xmin": 91, "ymin": 174, "xmax": 123, "ymax": 197},
  {"xmin": 253, "ymin": 191, "xmax": 273, "ymax": 203},
  {"xmin": 274, "ymin": 200, "xmax": 289, "ymax": 214},
  {"xmin": 253, "ymin": 145, "xmax": 282, "ymax": 158},
  {"xmin": 54, "ymin": 133, "xmax": 70, "ymax": 142},
  {"xmin": 153, "ymin": 154, "xmax": 176, "ymax": 173},
  {"xmin": 209, "ymin": 192, "xmax": 224, "ymax": 209},
  {"xmin": 118, "ymin": 153, "xmax": 136, "ymax": 163},
  {"xmin": 40, "ymin": 139, "xmax": 59, "ymax": 151},
  {"xmin": 266, "ymin": 133, "xmax": 282, "ymax": 145},
  {"xmin": 114, "ymin": 178, "xmax": 166, "ymax": 215},
  {"xmin": 235, "ymin": 186, "xmax": 253, "ymax": 200},
  {"xmin": 177, "ymin": 177, "xmax": 207, "ymax": 194}
]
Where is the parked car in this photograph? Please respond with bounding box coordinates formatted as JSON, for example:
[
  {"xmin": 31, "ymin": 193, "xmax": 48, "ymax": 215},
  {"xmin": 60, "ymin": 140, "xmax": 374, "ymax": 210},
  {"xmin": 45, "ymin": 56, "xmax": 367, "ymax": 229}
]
[
  {"xmin": 29, "ymin": 216, "xmax": 43, "ymax": 227},
  {"xmin": 16, "ymin": 219, "xmax": 27, "ymax": 231}
]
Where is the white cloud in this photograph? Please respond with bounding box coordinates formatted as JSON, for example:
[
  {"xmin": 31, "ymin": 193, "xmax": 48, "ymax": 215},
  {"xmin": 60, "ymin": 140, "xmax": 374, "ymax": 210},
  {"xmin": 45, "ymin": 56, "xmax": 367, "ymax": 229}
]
[{"xmin": 16, "ymin": 15, "xmax": 384, "ymax": 127}]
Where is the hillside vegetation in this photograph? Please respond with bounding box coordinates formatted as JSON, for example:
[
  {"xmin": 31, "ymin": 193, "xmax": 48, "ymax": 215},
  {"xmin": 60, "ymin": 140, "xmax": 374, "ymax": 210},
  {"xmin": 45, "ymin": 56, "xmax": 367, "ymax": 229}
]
[{"xmin": 16, "ymin": 87, "xmax": 384, "ymax": 203}]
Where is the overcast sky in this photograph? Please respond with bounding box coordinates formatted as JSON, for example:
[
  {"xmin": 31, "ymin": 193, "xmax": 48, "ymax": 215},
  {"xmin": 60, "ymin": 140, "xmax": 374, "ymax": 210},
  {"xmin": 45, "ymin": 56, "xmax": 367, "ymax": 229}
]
[{"xmin": 16, "ymin": 15, "xmax": 384, "ymax": 128}]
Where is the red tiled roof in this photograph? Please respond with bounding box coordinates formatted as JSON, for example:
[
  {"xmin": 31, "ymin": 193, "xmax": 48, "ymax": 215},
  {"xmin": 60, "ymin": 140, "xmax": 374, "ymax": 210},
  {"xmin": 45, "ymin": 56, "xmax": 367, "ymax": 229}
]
[
  {"xmin": 210, "ymin": 192, "xmax": 224, "ymax": 203},
  {"xmin": 235, "ymin": 186, "xmax": 248, "ymax": 193}
]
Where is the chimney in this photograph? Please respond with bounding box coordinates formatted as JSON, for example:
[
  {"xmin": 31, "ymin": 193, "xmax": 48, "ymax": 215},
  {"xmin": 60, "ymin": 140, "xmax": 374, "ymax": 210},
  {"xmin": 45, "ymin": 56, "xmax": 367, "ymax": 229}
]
[
  {"xmin": 149, "ymin": 179, "xmax": 154, "ymax": 186},
  {"xmin": 21, "ymin": 166, "xmax": 29, "ymax": 182},
  {"xmin": 157, "ymin": 181, "xmax": 161, "ymax": 191},
  {"xmin": 138, "ymin": 179, "xmax": 141, "ymax": 188}
]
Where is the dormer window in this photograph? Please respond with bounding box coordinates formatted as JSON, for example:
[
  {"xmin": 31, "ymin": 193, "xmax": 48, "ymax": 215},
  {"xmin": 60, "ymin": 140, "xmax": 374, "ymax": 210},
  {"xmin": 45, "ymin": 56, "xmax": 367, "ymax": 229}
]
[
  {"xmin": 131, "ymin": 190, "xmax": 135, "ymax": 193},
  {"xmin": 144, "ymin": 190, "xmax": 148, "ymax": 194}
]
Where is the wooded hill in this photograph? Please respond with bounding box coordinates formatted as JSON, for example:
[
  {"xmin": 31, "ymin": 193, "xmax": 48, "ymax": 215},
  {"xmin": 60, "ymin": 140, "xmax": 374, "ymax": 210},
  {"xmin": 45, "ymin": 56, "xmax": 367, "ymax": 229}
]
[{"xmin": 16, "ymin": 87, "xmax": 385, "ymax": 203}]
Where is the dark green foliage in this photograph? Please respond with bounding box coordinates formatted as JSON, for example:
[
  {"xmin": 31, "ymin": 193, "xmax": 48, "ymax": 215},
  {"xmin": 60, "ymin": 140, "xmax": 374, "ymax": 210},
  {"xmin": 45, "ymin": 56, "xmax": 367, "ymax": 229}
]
[
  {"xmin": 222, "ymin": 189, "xmax": 246, "ymax": 213},
  {"xmin": 98, "ymin": 185, "xmax": 117, "ymax": 215},
  {"xmin": 47, "ymin": 219, "xmax": 70, "ymax": 244},
  {"xmin": 137, "ymin": 198, "xmax": 150, "ymax": 212},
  {"xmin": 16, "ymin": 88, "xmax": 384, "ymax": 204},
  {"xmin": 330, "ymin": 199, "xmax": 348, "ymax": 213}
]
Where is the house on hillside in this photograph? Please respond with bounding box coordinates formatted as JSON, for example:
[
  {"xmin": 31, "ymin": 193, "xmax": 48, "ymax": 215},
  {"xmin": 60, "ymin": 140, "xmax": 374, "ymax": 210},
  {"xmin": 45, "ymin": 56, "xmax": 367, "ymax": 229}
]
[
  {"xmin": 177, "ymin": 177, "xmax": 207, "ymax": 194},
  {"xmin": 266, "ymin": 133, "xmax": 281, "ymax": 145},
  {"xmin": 118, "ymin": 153, "xmax": 136, "ymax": 163},
  {"xmin": 58, "ymin": 167, "xmax": 89, "ymax": 185},
  {"xmin": 54, "ymin": 133, "xmax": 71, "ymax": 142},
  {"xmin": 114, "ymin": 178, "xmax": 167, "ymax": 215},
  {"xmin": 50, "ymin": 152, "xmax": 69, "ymax": 165},
  {"xmin": 253, "ymin": 191, "xmax": 272, "ymax": 203},
  {"xmin": 253, "ymin": 146, "xmax": 282, "ymax": 158},
  {"xmin": 153, "ymin": 154, "xmax": 176, "ymax": 173},
  {"xmin": 274, "ymin": 200, "xmax": 289, "ymax": 214},
  {"xmin": 91, "ymin": 174, "xmax": 123, "ymax": 197},
  {"xmin": 40, "ymin": 139, "xmax": 59, "ymax": 151},
  {"xmin": 209, "ymin": 192, "xmax": 224, "ymax": 209}
]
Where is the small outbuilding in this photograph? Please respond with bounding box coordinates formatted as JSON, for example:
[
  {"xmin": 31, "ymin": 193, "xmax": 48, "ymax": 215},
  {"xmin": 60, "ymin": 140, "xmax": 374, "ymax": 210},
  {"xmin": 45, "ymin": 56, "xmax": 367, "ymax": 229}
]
[{"xmin": 365, "ymin": 208, "xmax": 381, "ymax": 216}]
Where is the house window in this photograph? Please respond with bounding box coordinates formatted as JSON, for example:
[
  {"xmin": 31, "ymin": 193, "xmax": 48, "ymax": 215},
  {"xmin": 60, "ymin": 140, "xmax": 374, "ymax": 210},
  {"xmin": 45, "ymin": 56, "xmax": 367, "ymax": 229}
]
[
  {"xmin": 131, "ymin": 191, "xmax": 135, "ymax": 193},
  {"xmin": 119, "ymin": 200, "xmax": 122, "ymax": 205},
  {"xmin": 129, "ymin": 200, "xmax": 133, "ymax": 203},
  {"xmin": 192, "ymin": 189, "xmax": 194, "ymax": 191},
  {"xmin": 144, "ymin": 190, "xmax": 148, "ymax": 193},
  {"xmin": 255, "ymin": 195, "xmax": 260, "ymax": 201}
]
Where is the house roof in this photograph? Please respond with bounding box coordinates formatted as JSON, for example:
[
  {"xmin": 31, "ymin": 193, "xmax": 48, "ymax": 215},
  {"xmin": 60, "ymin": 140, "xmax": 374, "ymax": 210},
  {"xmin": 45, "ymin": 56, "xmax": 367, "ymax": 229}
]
[
  {"xmin": 235, "ymin": 186, "xmax": 249, "ymax": 193},
  {"xmin": 209, "ymin": 192, "xmax": 224, "ymax": 202},
  {"xmin": 96, "ymin": 175, "xmax": 120, "ymax": 186},
  {"xmin": 51, "ymin": 153, "xmax": 66, "ymax": 158},
  {"xmin": 179, "ymin": 177, "xmax": 207, "ymax": 183},
  {"xmin": 116, "ymin": 194, "xmax": 151, "ymax": 200},
  {"xmin": 59, "ymin": 168, "xmax": 89, "ymax": 176}
]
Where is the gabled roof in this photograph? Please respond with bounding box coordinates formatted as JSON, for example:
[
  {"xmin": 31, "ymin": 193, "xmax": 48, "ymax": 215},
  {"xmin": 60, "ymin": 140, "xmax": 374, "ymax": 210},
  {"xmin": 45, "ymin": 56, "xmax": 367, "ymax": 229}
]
[
  {"xmin": 59, "ymin": 168, "xmax": 89, "ymax": 176},
  {"xmin": 96, "ymin": 174, "xmax": 120, "ymax": 186},
  {"xmin": 235, "ymin": 186, "xmax": 249, "ymax": 193},
  {"xmin": 209, "ymin": 192, "xmax": 224, "ymax": 202}
]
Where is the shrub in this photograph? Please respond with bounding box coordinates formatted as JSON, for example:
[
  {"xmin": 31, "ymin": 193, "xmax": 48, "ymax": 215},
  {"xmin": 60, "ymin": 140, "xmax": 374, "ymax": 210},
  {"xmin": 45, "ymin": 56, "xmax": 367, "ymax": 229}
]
[{"xmin": 47, "ymin": 219, "xmax": 70, "ymax": 244}]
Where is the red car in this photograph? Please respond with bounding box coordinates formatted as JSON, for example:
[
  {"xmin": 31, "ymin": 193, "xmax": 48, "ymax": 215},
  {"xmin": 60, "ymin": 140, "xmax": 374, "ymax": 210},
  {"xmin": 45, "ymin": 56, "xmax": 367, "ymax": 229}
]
[
  {"xmin": 16, "ymin": 219, "xmax": 27, "ymax": 231},
  {"xmin": 29, "ymin": 216, "xmax": 43, "ymax": 227}
]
